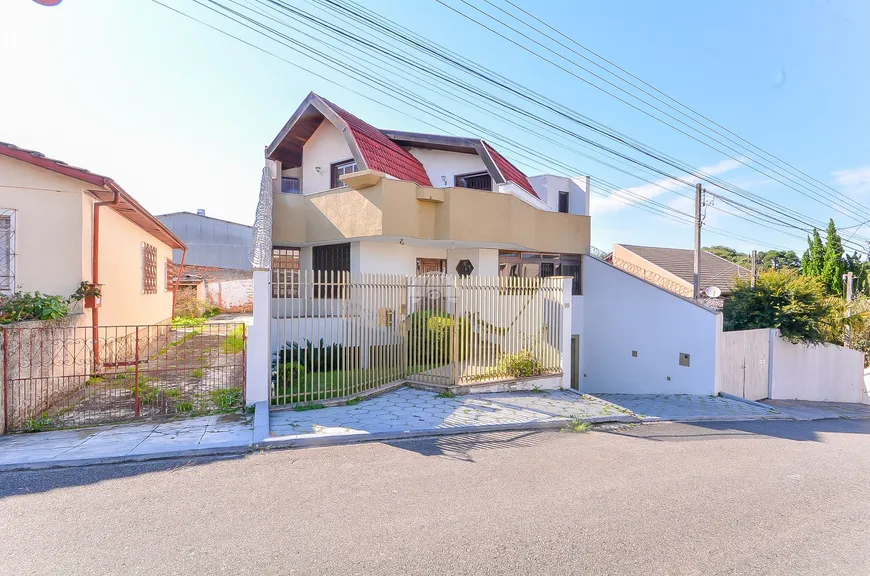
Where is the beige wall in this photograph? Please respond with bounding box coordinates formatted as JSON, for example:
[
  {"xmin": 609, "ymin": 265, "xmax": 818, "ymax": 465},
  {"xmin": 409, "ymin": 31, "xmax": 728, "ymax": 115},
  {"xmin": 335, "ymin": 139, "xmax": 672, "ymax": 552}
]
[
  {"xmin": 302, "ymin": 121, "xmax": 353, "ymax": 195},
  {"xmin": 0, "ymin": 155, "xmax": 87, "ymax": 296},
  {"xmin": 272, "ymin": 175, "xmax": 591, "ymax": 255},
  {"xmin": 83, "ymin": 197, "xmax": 175, "ymax": 326}
]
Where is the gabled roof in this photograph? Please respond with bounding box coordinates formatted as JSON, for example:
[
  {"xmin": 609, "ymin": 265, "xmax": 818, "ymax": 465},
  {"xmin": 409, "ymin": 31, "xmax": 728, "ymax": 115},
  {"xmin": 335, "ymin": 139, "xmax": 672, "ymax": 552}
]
[
  {"xmin": 0, "ymin": 141, "xmax": 185, "ymax": 250},
  {"xmin": 266, "ymin": 92, "xmax": 431, "ymax": 187},
  {"xmin": 617, "ymin": 244, "xmax": 751, "ymax": 294},
  {"xmin": 266, "ymin": 93, "xmax": 540, "ymax": 197}
]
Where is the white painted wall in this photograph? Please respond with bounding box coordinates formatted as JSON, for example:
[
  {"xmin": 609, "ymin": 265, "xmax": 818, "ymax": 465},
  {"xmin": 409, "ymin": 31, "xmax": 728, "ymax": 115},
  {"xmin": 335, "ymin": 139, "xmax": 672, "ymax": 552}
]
[
  {"xmin": 302, "ymin": 121, "xmax": 353, "ymax": 195},
  {"xmin": 357, "ymin": 241, "xmax": 448, "ymax": 275},
  {"xmin": 770, "ymin": 335, "xmax": 866, "ymax": 403},
  {"xmin": 206, "ymin": 278, "xmax": 254, "ymax": 311},
  {"xmin": 581, "ymin": 256, "xmax": 720, "ymax": 395},
  {"xmin": 447, "ymin": 248, "xmax": 499, "ymax": 277},
  {"xmin": 405, "ymin": 148, "xmax": 488, "ymax": 188},
  {"xmin": 528, "ymin": 175, "xmax": 589, "ymax": 216}
]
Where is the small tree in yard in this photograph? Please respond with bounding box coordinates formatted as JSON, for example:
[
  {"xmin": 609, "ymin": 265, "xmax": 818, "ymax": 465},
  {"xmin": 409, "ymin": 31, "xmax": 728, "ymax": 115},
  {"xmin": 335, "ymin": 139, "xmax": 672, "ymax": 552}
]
[{"xmin": 724, "ymin": 269, "xmax": 831, "ymax": 344}]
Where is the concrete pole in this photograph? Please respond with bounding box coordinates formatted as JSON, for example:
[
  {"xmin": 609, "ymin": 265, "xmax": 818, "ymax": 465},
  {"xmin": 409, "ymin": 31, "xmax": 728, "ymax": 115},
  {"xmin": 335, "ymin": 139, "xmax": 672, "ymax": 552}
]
[
  {"xmin": 844, "ymin": 271, "xmax": 854, "ymax": 347},
  {"xmin": 693, "ymin": 183, "xmax": 702, "ymax": 300},
  {"xmin": 751, "ymin": 250, "xmax": 757, "ymax": 288},
  {"xmin": 584, "ymin": 175, "xmax": 591, "ymax": 216},
  {"xmin": 560, "ymin": 277, "xmax": 573, "ymax": 390},
  {"xmin": 246, "ymin": 268, "xmax": 272, "ymax": 405}
]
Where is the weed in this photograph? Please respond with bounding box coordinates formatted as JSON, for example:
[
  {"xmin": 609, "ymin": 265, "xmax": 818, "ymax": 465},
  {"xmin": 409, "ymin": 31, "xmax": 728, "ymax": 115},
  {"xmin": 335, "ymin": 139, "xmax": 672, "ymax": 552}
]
[
  {"xmin": 24, "ymin": 412, "xmax": 53, "ymax": 432},
  {"xmin": 85, "ymin": 376, "xmax": 102, "ymax": 386},
  {"xmin": 435, "ymin": 391, "xmax": 456, "ymax": 399},
  {"xmin": 529, "ymin": 385, "xmax": 545, "ymax": 394},
  {"xmin": 563, "ymin": 417, "xmax": 592, "ymax": 433},
  {"xmin": 177, "ymin": 401, "xmax": 194, "ymax": 413},
  {"xmin": 191, "ymin": 368, "xmax": 204, "ymax": 379},
  {"xmin": 164, "ymin": 388, "xmax": 181, "ymax": 398},
  {"xmin": 172, "ymin": 316, "xmax": 206, "ymax": 328},
  {"xmin": 346, "ymin": 396, "xmax": 362, "ymax": 405},
  {"xmin": 222, "ymin": 325, "xmax": 246, "ymax": 354},
  {"xmin": 294, "ymin": 402, "xmax": 326, "ymax": 412},
  {"xmin": 211, "ymin": 387, "xmax": 244, "ymax": 410}
]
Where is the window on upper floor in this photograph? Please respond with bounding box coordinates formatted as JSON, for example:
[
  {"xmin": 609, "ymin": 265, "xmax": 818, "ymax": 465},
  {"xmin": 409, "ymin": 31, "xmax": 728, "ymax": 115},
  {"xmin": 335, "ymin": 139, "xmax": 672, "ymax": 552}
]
[
  {"xmin": 455, "ymin": 171, "xmax": 492, "ymax": 191},
  {"xmin": 281, "ymin": 176, "xmax": 301, "ymax": 194},
  {"xmin": 0, "ymin": 210, "xmax": 15, "ymax": 294},
  {"xmin": 558, "ymin": 191, "xmax": 569, "ymax": 213},
  {"xmin": 330, "ymin": 160, "xmax": 357, "ymax": 189},
  {"xmin": 142, "ymin": 243, "xmax": 157, "ymax": 295}
]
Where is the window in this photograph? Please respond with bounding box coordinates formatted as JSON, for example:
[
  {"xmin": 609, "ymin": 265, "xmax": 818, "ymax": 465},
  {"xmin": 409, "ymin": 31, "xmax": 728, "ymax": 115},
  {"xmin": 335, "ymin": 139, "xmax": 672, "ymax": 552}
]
[
  {"xmin": 558, "ymin": 191, "xmax": 569, "ymax": 213},
  {"xmin": 498, "ymin": 251, "xmax": 582, "ymax": 295},
  {"xmin": 272, "ymin": 247, "xmax": 300, "ymax": 298},
  {"xmin": 313, "ymin": 243, "xmax": 350, "ymax": 298},
  {"xmin": 165, "ymin": 258, "xmax": 174, "ymax": 292},
  {"xmin": 330, "ymin": 160, "xmax": 357, "ymax": 188},
  {"xmin": 0, "ymin": 210, "xmax": 15, "ymax": 294},
  {"xmin": 455, "ymin": 171, "xmax": 492, "ymax": 191},
  {"xmin": 142, "ymin": 243, "xmax": 157, "ymax": 294},
  {"xmin": 281, "ymin": 176, "xmax": 300, "ymax": 194}
]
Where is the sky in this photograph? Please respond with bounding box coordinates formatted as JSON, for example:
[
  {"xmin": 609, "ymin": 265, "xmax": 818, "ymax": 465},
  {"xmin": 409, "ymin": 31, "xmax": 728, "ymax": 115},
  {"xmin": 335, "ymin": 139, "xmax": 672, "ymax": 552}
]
[{"xmin": 1, "ymin": 0, "xmax": 869, "ymax": 256}]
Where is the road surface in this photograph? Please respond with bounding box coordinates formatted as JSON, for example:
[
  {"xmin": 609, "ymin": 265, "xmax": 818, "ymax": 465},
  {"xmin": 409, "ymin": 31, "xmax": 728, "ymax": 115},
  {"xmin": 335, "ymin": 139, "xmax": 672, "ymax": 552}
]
[{"xmin": 1, "ymin": 419, "xmax": 869, "ymax": 575}]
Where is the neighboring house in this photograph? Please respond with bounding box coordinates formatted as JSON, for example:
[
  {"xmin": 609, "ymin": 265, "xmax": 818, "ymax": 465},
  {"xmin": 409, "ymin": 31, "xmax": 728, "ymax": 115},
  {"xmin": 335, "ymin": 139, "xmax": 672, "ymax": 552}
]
[
  {"xmin": 610, "ymin": 243, "xmax": 751, "ymax": 305},
  {"xmin": 157, "ymin": 210, "xmax": 255, "ymax": 312},
  {"xmin": 0, "ymin": 141, "xmax": 185, "ymax": 327},
  {"xmin": 157, "ymin": 210, "xmax": 253, "ymax": 270},
  {"xmin": 245, "ymin": 92, "xmax": 725, "ymax": 404}
]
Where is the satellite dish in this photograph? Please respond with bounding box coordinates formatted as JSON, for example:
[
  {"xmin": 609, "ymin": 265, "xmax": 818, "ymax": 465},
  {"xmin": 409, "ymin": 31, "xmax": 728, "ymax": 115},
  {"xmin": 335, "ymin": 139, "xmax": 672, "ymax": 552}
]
[{"xmin": 705, "ymin": 286, "xmax": 722, "ymax": 298}]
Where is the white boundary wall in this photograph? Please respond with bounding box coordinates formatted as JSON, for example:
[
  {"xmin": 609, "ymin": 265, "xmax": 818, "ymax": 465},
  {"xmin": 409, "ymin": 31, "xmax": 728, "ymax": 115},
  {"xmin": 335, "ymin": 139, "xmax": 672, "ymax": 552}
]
[
  {"xmin": 770, "ymin": 334, "xmax": 866, "ymax": 403},
  {"xmin": 580, "ymin": 256, "xmax": 721, "ymax": 395}
]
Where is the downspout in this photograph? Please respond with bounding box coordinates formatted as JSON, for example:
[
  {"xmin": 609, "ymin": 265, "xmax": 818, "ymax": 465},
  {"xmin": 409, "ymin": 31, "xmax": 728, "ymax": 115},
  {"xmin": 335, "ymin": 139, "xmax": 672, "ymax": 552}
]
[
  {"xmin": 172, "ymin": 248, "xmax": 187, "ymax": 318},
  {"xmin": 92, "ymin": 185, "xmax": 120, "ymax": 372}
]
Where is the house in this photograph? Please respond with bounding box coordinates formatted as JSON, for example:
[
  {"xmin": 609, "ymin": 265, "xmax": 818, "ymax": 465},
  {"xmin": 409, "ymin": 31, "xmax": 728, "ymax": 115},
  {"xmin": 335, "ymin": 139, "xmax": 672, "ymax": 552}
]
[
  {"xmin": 157, "ymin": 210, "xmax": 254, "ymax": 312},
  {"xmin": 244, "ymin": 92, "xmax": 725, "ymax": 405},
  {"xmin": 0, "ymin": 141, "xmax": 185, "ymax": 327},
  {"xmin": 610, "ymin": 243, "xmax": 752, "ymax": 305}
]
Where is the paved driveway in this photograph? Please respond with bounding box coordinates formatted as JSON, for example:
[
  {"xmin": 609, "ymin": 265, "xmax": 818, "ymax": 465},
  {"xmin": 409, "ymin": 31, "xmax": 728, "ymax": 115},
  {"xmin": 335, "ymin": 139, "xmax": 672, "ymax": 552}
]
[{"xmin": 595, "ymin": 393, "xmax": 781, "ymax": 421}]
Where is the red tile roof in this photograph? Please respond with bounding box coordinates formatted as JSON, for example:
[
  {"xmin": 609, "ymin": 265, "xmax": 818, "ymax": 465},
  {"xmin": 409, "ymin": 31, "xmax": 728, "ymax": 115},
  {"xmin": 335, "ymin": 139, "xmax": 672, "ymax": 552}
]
[
  {"xmin": 319, "ymin": 98, "xmax": 432, "ymax": 187},
  {"xmin": 483, "ymin": 142, "xmax": 539, "ymax": 198},
  {"xmin": 0, "ymin": 141, "xmax": 185, "ymax": 249}
]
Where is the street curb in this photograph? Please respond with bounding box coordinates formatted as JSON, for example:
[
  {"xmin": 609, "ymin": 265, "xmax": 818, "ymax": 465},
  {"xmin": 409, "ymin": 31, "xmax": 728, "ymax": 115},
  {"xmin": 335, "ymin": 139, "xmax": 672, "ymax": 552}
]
[
  {"xmin": 0, "ymin": 443, "xmax": 251, "ymax": 473},
  {"xmin": 252, "ymin": 400, "xmax": 270, "ymax": 444},
  {"xmin": 718, "ymin": 392, "xmax": 776, "ymax": 411},
  {"xmin": 254, "ymin": 414, "xmax": 640, "ymax": 450}
]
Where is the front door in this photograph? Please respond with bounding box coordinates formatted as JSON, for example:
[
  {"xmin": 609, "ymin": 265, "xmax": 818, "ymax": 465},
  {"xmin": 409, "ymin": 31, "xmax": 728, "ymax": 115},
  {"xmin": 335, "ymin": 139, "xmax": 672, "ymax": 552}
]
[{"xmin": 417, "ymin": 258, "xmax": 446, "ymax": 274}]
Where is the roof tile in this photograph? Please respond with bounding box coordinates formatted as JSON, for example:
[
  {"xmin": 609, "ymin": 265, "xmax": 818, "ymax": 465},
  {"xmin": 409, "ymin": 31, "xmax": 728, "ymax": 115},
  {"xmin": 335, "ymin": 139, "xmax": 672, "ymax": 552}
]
[{"xmin": 483, "ymin": 142, "xmax": 539, "ymax": 198}]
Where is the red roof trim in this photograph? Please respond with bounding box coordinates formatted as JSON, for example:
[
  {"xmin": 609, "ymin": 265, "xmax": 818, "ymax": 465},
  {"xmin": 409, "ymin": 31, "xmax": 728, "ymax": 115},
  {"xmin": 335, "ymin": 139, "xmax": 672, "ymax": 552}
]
[
  {"xmin": 318, "ymin": 98, "xmax": 433, "ymax": 187},
  {"xmin": 482, "ymin": 142, "xmax": 539, "ymax": 198},
  {"xmin": 0, "ymin": 141, "xmax": 185, "ymax": 249}
]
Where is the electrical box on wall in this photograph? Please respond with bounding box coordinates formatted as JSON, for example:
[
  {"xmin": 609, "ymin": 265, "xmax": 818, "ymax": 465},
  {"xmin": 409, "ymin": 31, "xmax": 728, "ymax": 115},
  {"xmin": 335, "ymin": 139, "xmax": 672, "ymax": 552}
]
[{"xmin": 679, "ymin": 353, "xmax": 690, "ymax": 367}]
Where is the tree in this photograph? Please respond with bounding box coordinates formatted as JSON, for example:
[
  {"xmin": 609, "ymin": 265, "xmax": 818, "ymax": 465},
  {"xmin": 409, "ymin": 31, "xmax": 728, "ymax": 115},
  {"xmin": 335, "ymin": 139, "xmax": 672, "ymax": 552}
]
[
  {"xmin": 759, "ymin": 250, "xmax": 800, "ymax": 271},
  {"xmin": 703, "ymin": 245, "xmax": 751, "ymax": 268},
  {"xmin": 821, "ymin": 219, "xmax": 846, "ymax": 295},
  {"xmin": 724, "ymin": 269, "xmax": 831, "ymax": 344},
  {"xmin": 802, "ymin": 228, "xmax": 826, "ymax": 278}
]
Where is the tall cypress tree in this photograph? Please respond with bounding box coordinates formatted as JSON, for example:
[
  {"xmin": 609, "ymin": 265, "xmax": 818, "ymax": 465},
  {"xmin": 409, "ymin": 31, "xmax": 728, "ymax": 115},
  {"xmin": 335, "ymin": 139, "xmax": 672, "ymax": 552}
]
[
  {"xmin": 803, "ymin": 228, "xmax": 825, "ymax": 278},
  {"xmin": 801, "ymin": 235, "xmax": 813, "ymax": 275},
  {"xmin": 821, "ymin": 219, "xmax": 845, "ymax": 295}
]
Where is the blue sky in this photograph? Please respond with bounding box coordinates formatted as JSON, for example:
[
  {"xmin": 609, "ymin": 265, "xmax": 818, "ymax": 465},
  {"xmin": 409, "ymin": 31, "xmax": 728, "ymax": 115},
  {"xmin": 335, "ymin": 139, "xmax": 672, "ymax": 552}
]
[{"xmin": 2, "ymin": 0, "xmax": 868, "ymax": 256}]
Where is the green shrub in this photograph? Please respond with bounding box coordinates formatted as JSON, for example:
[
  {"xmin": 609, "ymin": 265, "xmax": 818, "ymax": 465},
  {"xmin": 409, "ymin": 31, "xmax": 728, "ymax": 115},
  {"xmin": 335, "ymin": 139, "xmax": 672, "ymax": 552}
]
[
  {"xmin": 0, "ymin": 292, "xmax": 70, "ymax": 324},
  {"xmin": 406, "ymin": 310, "xmax": 470, "ymax": 365},
  {"xmin": 274, "ymin": 339, "xmax": 345, "ymax": 374},
  {"xmin": 496, "ymin": 350, "xmax": 544, "ymax": 378}
]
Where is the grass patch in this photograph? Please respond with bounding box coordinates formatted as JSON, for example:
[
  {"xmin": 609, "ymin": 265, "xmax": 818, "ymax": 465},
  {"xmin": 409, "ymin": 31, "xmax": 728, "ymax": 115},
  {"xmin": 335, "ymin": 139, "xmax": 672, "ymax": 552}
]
[
  {"xmin": 346, "ymin": 396, "xmax": 362, "ymax": 405},
  {"xmin": 222, "ymin": 325, "xmax": 246, "ymax": 354},
  {"xmin": 435, "ymin": 391, "xmax": 456, "ymax": 399},
  {"xmin": 24, "ymin": 412, "xmax": 53, "ymax": 432},
  {"xmin": 172, "ymin": 316, "xmax": 206, "ymax": 328},
  {"xmin": 164, "ymin": 388, "xmax": 181, "ymax": 398},
  {"xmin": 155, "ymin": 329, "xmax": 202, "ymax": 357},
  {"xmin": 191, "ymin": 368, "xmax": 204, "ymax": 379},
  {"xmin": 562, "ymin": 417, "xmax": 592, "ymax": 433},
  {"xmin": 294, "ymin": 403, "xmax": 326, "ymax": 412},
  {"xmin": 210, "ymin": 387, "xmax": 243, "ymax": 410},
  {"xmin": 177, "ymin": 401, "xmax": 194, "ymax": 413}
]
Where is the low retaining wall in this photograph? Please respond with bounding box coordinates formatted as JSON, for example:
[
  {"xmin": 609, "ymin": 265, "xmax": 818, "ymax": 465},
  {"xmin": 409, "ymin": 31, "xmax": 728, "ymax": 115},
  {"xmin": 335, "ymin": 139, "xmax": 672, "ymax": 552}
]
[{"xmin": 771, "ymin": 337, "xmax": 866, "ymax": 403}]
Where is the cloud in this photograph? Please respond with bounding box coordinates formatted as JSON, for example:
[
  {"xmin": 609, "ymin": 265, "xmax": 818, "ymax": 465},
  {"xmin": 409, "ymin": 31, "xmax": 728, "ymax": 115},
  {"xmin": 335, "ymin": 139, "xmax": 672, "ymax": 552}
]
[
  {"xmin": 832, "ymin": 166, "xmax": 870, "ymax": 200},
  {"xmin": 590, "ymin": 158, "xmax": 743, "ymax": 216}
]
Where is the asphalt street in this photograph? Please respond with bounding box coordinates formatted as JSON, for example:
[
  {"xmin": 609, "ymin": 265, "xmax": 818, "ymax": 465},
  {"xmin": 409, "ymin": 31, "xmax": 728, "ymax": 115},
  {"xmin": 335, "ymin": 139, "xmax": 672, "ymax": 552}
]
[{"xmin": 1, "ymin": 419, "xmax": 869, "ymax": 575}]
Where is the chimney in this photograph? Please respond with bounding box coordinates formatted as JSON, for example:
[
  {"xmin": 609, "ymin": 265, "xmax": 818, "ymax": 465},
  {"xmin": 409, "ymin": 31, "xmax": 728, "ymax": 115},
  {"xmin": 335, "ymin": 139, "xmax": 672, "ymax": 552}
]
[{"xmin": 196, "ymin": 209, "xmax": 206, "ymax": 216}]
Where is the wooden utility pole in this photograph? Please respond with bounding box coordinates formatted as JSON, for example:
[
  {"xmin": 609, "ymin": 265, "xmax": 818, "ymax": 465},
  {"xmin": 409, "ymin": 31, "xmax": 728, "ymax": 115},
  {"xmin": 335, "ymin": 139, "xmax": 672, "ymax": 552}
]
[
  {"xmin": 751, "ymin": 250, "xmax": 757, "ymax": 288},
  {"xmin": 844, "ymin": 271, "xmax": 854, "ymax": 347},
  {"xmin": 693, "ymin": 183, "xmax": 702, "ymax": 300}
]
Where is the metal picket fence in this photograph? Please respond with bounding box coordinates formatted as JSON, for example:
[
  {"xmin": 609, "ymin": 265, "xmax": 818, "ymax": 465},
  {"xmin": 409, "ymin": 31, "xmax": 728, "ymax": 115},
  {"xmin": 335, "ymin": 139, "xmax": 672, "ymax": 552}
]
[{"xmin": 271, "ymin": 271, "xmax": 565, "ymax": 405}]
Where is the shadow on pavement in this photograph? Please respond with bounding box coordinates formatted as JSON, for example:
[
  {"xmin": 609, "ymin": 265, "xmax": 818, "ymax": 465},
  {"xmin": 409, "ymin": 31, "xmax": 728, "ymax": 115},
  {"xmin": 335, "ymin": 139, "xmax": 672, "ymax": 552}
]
[
  {"xmin": 0, "ymin": 453, "xmax": 245, "ymax": 499},
  {"xmin": 385, "ymin": 430, "xmax": 551, "ymax": 461},
  {"xmin": 604, "ymin": 418, "xmax": 870, "ymax": 443}
]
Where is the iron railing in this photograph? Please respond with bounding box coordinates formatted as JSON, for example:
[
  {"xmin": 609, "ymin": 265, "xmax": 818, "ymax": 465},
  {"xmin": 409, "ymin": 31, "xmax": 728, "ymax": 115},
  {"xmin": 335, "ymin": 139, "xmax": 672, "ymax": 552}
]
[{"xmin": 2, "ymin": 323, "xmax": 246, "ymax": 432}]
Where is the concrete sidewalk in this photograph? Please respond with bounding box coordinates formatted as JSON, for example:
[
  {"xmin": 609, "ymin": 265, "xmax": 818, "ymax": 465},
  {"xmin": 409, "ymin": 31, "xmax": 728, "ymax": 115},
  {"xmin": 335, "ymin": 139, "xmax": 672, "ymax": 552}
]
[{"xmin": 0, "ymin": 413, "xmax": 252, "ymax": 471}]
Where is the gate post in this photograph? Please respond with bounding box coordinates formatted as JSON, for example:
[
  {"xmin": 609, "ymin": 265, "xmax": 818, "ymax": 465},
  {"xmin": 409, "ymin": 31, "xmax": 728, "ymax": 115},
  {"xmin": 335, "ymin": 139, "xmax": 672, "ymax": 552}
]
[
  {"xmin": 2, "ymin": 327, "xmax": 7, "ymax": 434},
  {"xmin": 559, "ymin": 277, "xmax": 572, "ymax": 390},
  {"xmin": 246, "ymin": 268, "xmax": 271, "ymax": 405}
]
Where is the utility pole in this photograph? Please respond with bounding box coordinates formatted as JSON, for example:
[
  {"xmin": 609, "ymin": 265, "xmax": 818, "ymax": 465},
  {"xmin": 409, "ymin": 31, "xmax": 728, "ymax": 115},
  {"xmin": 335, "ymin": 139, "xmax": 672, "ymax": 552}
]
[
  {"xmin": 844, "ymin": 271, "xmax": 854, "ymax": 347},
  {"xmin": 693, "ymin": 183, "xmax": 702, "ymax": 300},
  {"xmin": 751, "ymin": 250, "xmax": 757, "ymax": 288}
]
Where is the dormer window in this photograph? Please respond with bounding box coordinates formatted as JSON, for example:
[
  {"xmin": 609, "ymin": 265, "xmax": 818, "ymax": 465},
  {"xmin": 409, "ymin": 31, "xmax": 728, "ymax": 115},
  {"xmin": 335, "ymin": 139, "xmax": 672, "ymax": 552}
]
[
  {"xmin": 331, "ymin": 159, "xmax": 357, "ymax": 188},
  {"xmin": 455, "ymin": 171, "xmax": 492, "ymax": 191}
]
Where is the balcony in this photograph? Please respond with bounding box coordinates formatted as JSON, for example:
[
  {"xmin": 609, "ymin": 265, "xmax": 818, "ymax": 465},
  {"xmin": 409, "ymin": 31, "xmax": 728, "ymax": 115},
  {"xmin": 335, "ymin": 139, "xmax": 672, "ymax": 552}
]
[{"xmin": 272, "ymin": 170, "xmax": 590, "ymax": 254}]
